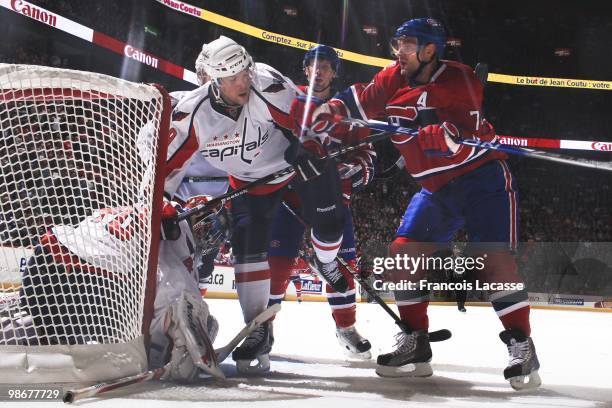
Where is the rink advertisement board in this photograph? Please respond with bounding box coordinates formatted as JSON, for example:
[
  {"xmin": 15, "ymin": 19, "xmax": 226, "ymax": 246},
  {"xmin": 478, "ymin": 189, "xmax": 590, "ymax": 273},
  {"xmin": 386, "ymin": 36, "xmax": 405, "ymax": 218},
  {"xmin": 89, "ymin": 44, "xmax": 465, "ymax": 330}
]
[
  {"xmin": 0, "ymin": 246, "xmax": 32, "ymax": 287},
  {"xmin": 205, "ymin": 264, "xmax": 361, "ymax": 302}
]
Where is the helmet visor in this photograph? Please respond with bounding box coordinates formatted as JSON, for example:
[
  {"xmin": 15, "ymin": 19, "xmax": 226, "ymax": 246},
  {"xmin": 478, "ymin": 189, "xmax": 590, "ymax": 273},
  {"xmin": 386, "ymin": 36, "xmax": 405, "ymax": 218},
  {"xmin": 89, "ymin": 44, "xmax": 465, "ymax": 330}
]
[
  {"xmin": 217, "ymin": 63, "xmax": 256, "ymax": 87},
  {"xmin": 390, "ymin": 36, "xmax": 419, "ymax": 57}
]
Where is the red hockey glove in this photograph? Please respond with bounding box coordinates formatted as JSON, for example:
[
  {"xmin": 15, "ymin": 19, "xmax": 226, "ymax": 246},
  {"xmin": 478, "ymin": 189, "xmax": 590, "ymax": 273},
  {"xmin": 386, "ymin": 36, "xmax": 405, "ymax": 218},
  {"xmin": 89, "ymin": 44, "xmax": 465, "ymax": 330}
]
[
  {"xmin": 338, "ymin": 155, "xmax": 374, "ymax": 202},
  {"xmin": 161, "ymin": 200, "xmax": 182, "ymax": 240},
  {"xmin": 475, "ymin": 118, "xmax": 496, "ymax": 142},
  {"xmin": 289, "ymin": 96, "xmax": 346, "ymax": 138},
  {"xmin": 418, "ymin": 122, "xmax": 462, "ymax": 157}
]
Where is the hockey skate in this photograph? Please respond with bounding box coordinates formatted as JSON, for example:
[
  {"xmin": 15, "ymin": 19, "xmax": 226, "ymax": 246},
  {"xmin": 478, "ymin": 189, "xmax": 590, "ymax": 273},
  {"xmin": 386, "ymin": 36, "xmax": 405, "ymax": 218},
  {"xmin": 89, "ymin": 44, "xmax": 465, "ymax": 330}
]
[
  {"xmin": 376, "ymin": 329, "xmax": 433, "ymax": 377},
  {"xmin": 232, "ymin": 320, "xmax": 274, "ymax": 374},
  {"xmin": 310, "ymin": 257, "xmax": 349, "ymax": 293},
  {"xmin": 499, "ymin": 328, "xmax": 541, "ymax": 390},
  {"xmin": 336, "ymin": 325, "xmax": 372, "ymax": 359}
]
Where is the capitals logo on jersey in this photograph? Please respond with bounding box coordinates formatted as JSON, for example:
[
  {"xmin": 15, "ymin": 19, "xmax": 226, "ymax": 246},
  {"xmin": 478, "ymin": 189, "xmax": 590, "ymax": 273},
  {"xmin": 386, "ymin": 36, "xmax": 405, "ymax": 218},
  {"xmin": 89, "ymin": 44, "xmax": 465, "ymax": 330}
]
[{"xmin": 200, "ymin": 117, "xmax": 271, "ymax": 164}]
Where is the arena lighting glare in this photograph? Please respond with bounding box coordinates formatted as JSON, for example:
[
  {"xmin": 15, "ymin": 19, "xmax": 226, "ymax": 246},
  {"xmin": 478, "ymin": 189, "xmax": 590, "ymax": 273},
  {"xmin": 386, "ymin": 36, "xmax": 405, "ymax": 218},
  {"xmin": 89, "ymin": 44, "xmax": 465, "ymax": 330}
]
[
  {"xmin": 283, "ymin": 5, "xmax": 298, "ymax": 16},
  {"xmin": 363, "ymin": 25, "xmax": 378, "ymax": 36},
  {"xmin": 555, "ymin": 47, "xmax": 572, "ymax": 57}
]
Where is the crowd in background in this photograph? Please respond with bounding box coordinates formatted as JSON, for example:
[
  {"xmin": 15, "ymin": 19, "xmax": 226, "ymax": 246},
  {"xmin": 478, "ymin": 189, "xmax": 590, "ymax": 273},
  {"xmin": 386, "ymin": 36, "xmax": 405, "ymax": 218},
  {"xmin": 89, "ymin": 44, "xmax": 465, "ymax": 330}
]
[
  {"xmin": 351, "ymin": 157, "xmax": 612, "ymax": 250},
  {"xmin": 2, "ymin": 0, "xmax": 612, "ymax": 296}
]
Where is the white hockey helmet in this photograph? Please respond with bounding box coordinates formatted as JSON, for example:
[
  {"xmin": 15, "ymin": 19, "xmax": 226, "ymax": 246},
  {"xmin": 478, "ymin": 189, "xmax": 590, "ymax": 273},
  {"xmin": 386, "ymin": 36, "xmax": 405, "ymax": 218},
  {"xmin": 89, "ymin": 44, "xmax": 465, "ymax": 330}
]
[
  {"xmin": 203, "ymin": 36, "xmax": 253, "ymax": 81},
  {"xmin": 194, "ymin": 43, "xmax": 210, "ymax": 85}
]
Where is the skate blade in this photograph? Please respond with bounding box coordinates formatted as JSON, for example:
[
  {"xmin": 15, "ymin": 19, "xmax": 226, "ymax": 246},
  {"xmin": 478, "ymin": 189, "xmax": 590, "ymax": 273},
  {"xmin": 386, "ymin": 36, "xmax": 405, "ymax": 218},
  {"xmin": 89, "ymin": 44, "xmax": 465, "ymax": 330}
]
[
  {"xmin": 509, "ymin": 370, "xmax": 542, "ymax": 390},
  {"xmin": 343, "ymin": 348, "xmax": 372, "ymax": 360},
  {"xmin": 375, "ymin": 362, "xmax": 433, "ymax": 378},
  {"xmin": 236, "ymin": 354, "xmax": 271, "ymax": 375}
]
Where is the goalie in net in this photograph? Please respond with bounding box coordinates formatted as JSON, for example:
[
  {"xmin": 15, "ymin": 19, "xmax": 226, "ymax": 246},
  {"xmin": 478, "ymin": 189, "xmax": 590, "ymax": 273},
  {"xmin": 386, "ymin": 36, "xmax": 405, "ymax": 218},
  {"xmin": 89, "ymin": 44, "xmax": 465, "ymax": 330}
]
[{"xmin": 0, "ymin": 58, "xmax": 227, "ymax": 383}]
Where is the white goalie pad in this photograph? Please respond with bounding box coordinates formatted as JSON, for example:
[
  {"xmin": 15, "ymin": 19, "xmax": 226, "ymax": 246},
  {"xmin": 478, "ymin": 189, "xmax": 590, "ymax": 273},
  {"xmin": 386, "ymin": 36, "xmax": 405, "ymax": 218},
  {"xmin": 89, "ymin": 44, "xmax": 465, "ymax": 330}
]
[{"xmin": 161, "ymin": 290, "xmax": 223, "ymax": 381}]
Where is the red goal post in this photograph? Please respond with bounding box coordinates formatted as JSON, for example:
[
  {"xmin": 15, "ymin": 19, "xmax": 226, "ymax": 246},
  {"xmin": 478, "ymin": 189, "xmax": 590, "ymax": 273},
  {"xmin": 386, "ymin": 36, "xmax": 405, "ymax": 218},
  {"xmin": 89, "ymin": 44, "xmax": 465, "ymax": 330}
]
[{"xmin": 0, "ymin": 64, "xmax": 170, "ymax": 383}]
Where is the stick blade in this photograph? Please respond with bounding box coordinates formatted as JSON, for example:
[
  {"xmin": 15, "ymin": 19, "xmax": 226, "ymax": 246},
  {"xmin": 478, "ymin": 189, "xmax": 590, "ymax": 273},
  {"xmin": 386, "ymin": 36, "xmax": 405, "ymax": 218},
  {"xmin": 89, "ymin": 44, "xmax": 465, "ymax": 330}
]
[
  {"xmin": 475, "ymin": 62, "xmax": 489, "ymax": 86},
  {"xmin": 214, "ymin": 303, "xmax": 281, "ymax": 362}
]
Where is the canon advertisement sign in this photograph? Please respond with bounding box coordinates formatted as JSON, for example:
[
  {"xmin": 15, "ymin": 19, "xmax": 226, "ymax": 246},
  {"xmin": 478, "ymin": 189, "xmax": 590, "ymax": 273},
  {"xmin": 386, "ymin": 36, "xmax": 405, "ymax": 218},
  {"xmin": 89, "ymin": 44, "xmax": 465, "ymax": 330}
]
[
  {"xmin": 124, "ymin": 45, "xmax": 159, "ymax": 69},
  {"xmin": 592, "ymin": 142, "xmax": 612, "ymax": 151},
  {"xmin": 11, "ymin": 0, "xmax": 57, "ymax": 27}
]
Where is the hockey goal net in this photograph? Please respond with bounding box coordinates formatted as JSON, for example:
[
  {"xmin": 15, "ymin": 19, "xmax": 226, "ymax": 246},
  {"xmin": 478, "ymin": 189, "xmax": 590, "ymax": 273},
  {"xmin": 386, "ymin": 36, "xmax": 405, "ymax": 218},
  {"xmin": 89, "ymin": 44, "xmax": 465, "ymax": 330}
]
[{"xmin": 0, "ymin": 64, "xmax": 170, "ymax": 383}]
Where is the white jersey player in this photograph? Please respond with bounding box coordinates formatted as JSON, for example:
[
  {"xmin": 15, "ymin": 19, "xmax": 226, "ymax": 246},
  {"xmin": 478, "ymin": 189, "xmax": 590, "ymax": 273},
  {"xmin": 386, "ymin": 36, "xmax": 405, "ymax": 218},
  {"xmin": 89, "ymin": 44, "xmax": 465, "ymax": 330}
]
[
  {"xmin": 163, "ymin": 36, "xmax": 347, "ymax": 374},
  {"xmin": 170, "ymin": 43, "xmax": 229, "ymax": 203},
  {"xmin": 165, "ymin": 67, "xmax": 296, "ymax": 191},
  {"xmin": 168, "ymin": 47, "xmax": 230, "ymax": 296}
]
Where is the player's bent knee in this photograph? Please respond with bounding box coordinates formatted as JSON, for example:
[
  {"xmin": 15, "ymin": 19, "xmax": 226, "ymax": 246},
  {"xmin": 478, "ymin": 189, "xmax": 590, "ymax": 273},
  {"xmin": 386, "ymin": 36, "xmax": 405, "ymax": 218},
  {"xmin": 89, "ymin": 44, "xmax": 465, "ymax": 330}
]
[
  {"xmin": 388, "ymin": 237, "xmax": 440, "ymax": 281},
  {"xmin": 475, "ymin": 250, "xmax": 522, "ymax": 284},
  {"xmin": 311, "ymin": 212, "xmax": 345, "ymax": 243}
]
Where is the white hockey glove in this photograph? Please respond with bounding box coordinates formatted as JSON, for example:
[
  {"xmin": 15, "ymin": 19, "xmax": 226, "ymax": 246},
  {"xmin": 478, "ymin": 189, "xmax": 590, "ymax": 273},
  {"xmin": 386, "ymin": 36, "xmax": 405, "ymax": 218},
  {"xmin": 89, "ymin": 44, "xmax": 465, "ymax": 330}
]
[{"xmin": 161, "ymin": 290, "xmax": 223, "ymax": 381}]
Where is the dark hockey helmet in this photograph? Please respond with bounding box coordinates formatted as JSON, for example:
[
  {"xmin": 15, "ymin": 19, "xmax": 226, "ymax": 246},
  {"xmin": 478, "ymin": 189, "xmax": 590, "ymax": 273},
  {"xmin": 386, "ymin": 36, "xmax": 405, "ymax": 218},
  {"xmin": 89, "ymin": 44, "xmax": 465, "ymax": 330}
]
[
  {"xmin": 303, "ymin": 45, "xmax": 340, "ymax": 71},
  {"xmin": 187, "ymin": 196, "xmax": 232, "ymax": 256},
  {"xmin": 392, "ymin": 18, "xmax": 446, "ymax": 58}
]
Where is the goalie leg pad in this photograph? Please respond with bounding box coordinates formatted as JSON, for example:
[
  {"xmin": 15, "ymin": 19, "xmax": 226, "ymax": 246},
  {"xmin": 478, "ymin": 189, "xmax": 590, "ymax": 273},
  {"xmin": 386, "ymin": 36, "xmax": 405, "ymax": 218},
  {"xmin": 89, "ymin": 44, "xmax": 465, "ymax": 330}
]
[{"xmin": 161, "ymin": 290, "xmax": 224, "ymax": 381}]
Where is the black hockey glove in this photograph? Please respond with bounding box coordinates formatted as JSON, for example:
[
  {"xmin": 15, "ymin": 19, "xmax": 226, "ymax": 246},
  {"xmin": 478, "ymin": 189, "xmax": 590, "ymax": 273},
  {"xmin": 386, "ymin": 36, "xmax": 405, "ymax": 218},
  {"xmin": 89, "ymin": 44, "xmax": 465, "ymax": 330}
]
[
  {"xmin": 284, "ymin": 138, "xmax": 329, "ymax": 182},
  {"xmin": 161, "ymin": 200, "xmax": 182, "ymax": 240}
]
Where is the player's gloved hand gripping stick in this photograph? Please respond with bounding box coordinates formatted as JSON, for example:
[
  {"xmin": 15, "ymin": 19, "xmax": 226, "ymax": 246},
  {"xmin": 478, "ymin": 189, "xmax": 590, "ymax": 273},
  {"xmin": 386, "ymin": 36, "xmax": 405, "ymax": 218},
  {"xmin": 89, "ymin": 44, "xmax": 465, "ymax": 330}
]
[
  {"xmin": 318, "ymin": 113, "xmax": 612, "ymax": 172},
  {"xmin": 176, "ymin": 128, "xmax": 396, "ymax": 222}
]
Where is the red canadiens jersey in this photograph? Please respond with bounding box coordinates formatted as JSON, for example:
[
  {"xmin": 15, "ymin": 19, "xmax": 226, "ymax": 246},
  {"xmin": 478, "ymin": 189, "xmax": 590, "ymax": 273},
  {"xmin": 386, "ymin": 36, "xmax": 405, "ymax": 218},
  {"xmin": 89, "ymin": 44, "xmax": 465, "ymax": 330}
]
[{"xmin": 331, "ymin": 60, "xmax": 505, "ymax": 192}]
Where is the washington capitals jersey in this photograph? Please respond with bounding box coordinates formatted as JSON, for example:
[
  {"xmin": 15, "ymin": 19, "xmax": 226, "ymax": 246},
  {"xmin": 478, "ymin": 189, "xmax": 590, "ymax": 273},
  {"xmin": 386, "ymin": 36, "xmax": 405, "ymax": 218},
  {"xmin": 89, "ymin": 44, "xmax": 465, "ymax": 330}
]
[
  {"xmin": 332, "ymin": 60, "xmax": 505, "ymax": 192},
  {"xmin": 164, "ymin": 63, "xmax": 299, "ymax": 197},
  {"xmin": 168, "ymin": 91, "xmax": 229, "ymax": 201}
]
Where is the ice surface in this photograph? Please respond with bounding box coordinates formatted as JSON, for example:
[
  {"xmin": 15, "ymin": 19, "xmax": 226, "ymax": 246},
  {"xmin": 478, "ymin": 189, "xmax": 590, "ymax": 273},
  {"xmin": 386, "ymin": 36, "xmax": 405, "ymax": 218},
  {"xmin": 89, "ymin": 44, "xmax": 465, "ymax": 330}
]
[{"xmin": 7, "ymin": 299, "xmax": 610, "ymax": 407}]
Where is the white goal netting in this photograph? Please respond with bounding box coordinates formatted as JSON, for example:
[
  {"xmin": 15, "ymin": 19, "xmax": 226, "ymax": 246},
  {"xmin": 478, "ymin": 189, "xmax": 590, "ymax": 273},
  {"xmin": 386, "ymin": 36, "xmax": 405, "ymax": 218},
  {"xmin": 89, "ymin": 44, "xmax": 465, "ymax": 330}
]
[{"xmin": 0, "ymin": 64, "xmax": 169, "ymax": 382}]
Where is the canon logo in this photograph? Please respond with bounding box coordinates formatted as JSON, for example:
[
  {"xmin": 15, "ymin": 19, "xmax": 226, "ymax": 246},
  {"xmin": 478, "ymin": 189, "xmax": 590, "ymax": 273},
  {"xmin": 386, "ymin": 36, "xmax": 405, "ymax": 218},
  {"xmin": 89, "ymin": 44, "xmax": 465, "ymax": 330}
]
[
  {"xmin": 592, "ymin": 142, "xmax": 612, "ymax": 151},
  {"xmin": 124, "ymin": 45, "xmax": 159, "ymax": 69},
  {"xmin": 498, "ymin": 137, "xmax": 527, "ymax": 147},
  {"xmin": 11, "ymin": 0, "xmax": 57, "ymax": 27}
]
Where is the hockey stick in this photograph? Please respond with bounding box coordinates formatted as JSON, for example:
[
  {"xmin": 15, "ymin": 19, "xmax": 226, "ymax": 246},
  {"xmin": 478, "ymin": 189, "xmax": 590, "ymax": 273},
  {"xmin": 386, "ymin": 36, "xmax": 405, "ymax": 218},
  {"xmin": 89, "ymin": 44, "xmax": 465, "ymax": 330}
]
[
  {"xmin": 474, "ymin": 62, "xmax": 611, "ymax": 153},
  {"xmin": 63, "ymin": 304, "xmax": 281, "ymax": 403},
  {"xmin": 337, "ymin": 117, "xmax": 612, "ymax": 172},
  {"xmin": 63, "ymin": 368, "xmax": 165, "ymax": 403},
  {"xmin": 475, "ymin": 62, "xmax": 489, "ymax": 86},
  {"xmin": 215, "ymin": 303, "xmax": 280, "ymax": 362},
  {"xmin": 183, "ymin": 176, "xmax": 229, "ymax": 183},
  {"xmin": 335, "ymin": 256, "xmax": 452, "ymax": 342},
  {"xmin": 488, "ymin": 135, "xmax": 612, "ymax": 152},
  {"xmin": 177, "ymin": 129, "xmax": 394, "ymax": 222},
  {"xmin": 279, "ymin": 201, "xmax": 451, "ymax": 343}
]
